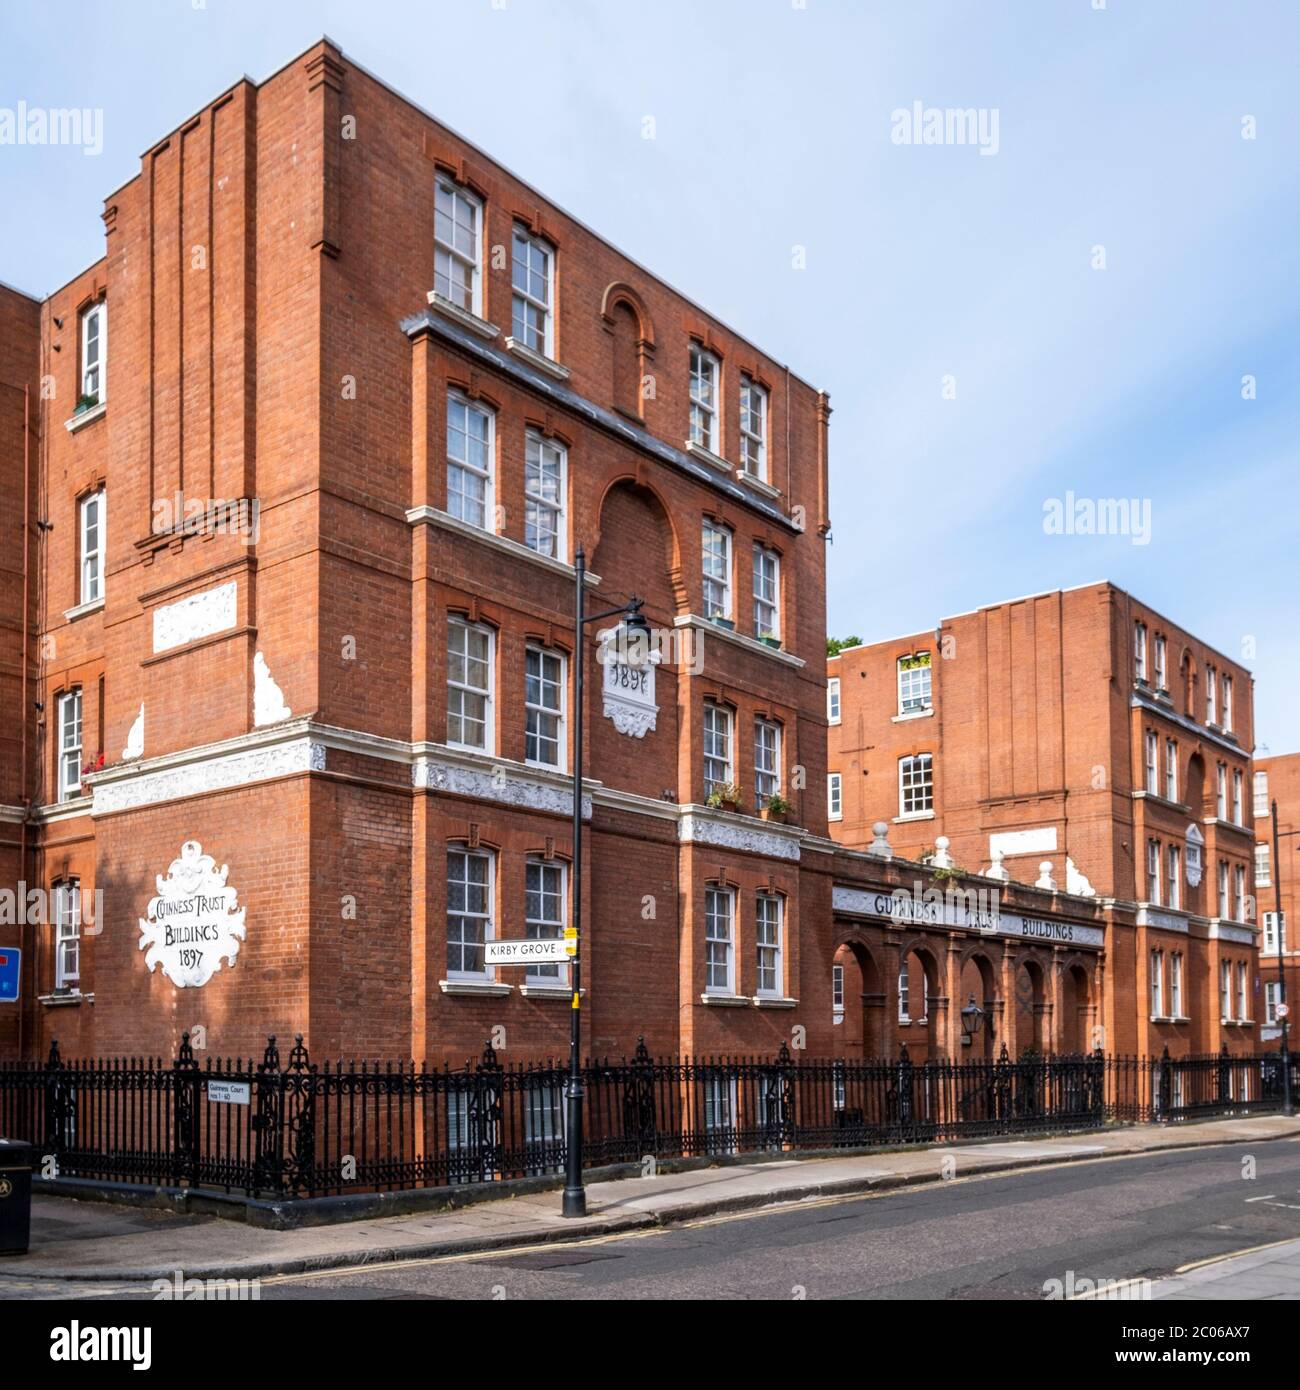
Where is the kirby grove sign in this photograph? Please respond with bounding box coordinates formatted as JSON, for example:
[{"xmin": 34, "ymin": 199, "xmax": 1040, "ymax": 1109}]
[{"xmin": 138, "ymin": 840, "xmax": 246, "ymax": 988}]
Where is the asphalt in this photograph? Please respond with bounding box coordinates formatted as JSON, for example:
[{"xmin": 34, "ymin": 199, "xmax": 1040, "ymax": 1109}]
[{"xmin": 1, "ymin": 1113, "xmax": 1298, "ymax": 1291}]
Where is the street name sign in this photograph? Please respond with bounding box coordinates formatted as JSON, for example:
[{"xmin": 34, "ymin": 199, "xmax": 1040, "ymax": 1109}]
[{"xmin": 485, "ymin": 939, "xmax": 570, "ymax": 966}]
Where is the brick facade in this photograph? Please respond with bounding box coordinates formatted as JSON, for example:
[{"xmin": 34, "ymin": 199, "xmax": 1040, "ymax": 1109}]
[
  {"xmin": 828, "ymin": 582, "xmax": 1261, "ymax": 1057},
  {"xmin": 1254, "ymin": 752, "xmax": 1300, "ymax": 1050},
  {"xmin": 0, "ymin": 41, "xmax": 1250, "ymax": 1075}
]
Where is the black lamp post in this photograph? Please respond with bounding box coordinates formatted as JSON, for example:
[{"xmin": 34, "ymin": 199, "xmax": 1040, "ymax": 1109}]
[
  {"xmin": 960, "ymin": 994, "xmax": 984, "ymax": 1040},
  {"xmin": 563, "ymin": 546, "xmax": 648, "ymax": 1218}
]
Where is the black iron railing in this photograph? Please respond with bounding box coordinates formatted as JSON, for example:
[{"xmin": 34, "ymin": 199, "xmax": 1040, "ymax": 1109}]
[{"xmin": 0, "ymin": 1036, "xmax": 1290, "ymax": 1200}]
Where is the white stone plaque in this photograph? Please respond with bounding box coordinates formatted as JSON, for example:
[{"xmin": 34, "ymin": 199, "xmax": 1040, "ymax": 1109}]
[
  {"xmin": 599, "ymin": 630, "xmax": 659, "ymax": 738},
  {"xmin": 137, "ymin": 840, "xmax": 246, "ymax": 988}
]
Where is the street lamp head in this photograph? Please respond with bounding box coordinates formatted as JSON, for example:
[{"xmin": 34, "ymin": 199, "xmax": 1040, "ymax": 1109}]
[
  {"xmin": 961, "ymin": 995, "xmax": 984, "ymax": 1035},
  {"xmin": 622, "ymin": 599, "xmax": 651, "ymax": 638}
]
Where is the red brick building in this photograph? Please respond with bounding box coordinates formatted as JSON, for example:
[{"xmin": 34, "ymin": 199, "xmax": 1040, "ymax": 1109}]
[
  {"xmin": 0, "ymin": 38, "xmax": 847, "ymax": 1068},
  {"xmin": 0, "ymin": 42, "xmax": 1201, "ymax": 1077},
  {"xmin": 1254, "ymin": 752, "xmax": 1300, "ymax": 1050},
  {"xmin": 827, "ymin": 582, "xmax": 1261, "ymax": 1058}
]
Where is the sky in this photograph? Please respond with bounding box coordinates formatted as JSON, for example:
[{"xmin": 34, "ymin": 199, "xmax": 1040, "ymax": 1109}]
[{"xmin": 2, "ymin": 0, "xmax": 1296, "ymax": 750}]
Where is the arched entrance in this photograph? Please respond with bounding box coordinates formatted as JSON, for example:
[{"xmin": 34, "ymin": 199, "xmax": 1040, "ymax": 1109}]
[
  {"xmin": 958, "ymin": 951, "xmax": 998, "ymax": 1059},
  {"xmin": 897, "ymin": 942, "xmax": 943, "ymax": 1062},
  {"xmin": 832, "ymin": 938, "xmax": 884, "ymax": 1059},
  {"xmin": 1060, "ymin": 962, "xmax": 1093, "ymax": 1053},
  {"xmin": 1015, "ymin": 957, "xmax": 1048, "ymax": 1055}
]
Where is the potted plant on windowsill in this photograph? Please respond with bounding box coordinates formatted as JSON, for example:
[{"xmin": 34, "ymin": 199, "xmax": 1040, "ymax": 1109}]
[
  {"xmin": 759, "ymin": 793, "xmax": 793, "ymax": 824},
  {"xmin": 74, "ymin": 393, "xmax": 100, "ymax": 416},
  {"xmin": 758, "ymin": 632, "xmax": 782, "ymax": 650},
  {"xmin": 706, "ymin": 783, "xmax": 744, "ymax": 814},
  {"xmin": 711, "ymin": 616, "xmax": 735, "ymax": 631}
]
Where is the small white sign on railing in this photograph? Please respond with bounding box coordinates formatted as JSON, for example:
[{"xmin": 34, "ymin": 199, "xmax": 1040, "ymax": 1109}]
[{"xmin": 207, "ymin": 1080, "xmax": 251, "ymax": 1106}]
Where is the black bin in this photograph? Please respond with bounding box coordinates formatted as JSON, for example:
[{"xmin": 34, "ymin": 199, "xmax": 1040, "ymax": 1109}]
[{"xmin": 0, "ymin": 1139, "xmax": 33, "ymax": 1256}]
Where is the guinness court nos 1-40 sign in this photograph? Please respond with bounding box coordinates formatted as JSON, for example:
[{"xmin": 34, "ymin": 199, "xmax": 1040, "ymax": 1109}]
[{"xmin": 137, "ymin": 840, "xmax": 247, "ymax": 988}]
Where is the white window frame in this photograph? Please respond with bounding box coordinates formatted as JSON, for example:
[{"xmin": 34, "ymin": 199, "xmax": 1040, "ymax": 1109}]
[
  {"xmin": 738, "ymin": 374, "xmax": 768, "ymax": 480},
  {"xmin": 899, "ymin": 753, "xmax": 933, "ymax": 816},
  {"xmin": 752, "ymin": 544, "xmax": 780, "ymax": 640},
  {"xmin": 1164, "ymin": 738, "xmax": 1178, "ymax": 802},
  {"xmin": 1206, "ymin": 666, "xmax": 1217, "ymax": 725},
  {"xmin": 434, "ymin": 177, "xmax": 483, "ymax": 315},
  {"xmin": 828, "ymin": 772, "xmax": 843, "ymax": 821},
  {"xmin": 898, "ymin": 964, "xmax": 910, "ymax": 1023},
  {"xmin": 1216, "ymin": 763, "xmax": 1228, "ymax": 819},
  {"xmin": 1232, "ymin": 768, "xmax": 1243, "ymax": 826},
  {"xmin": 1254, "ymin": 770, "xmax": 1270, "ymax": 818},
  {"xmin": 1146, "ymin": 838, "xmax": 1161, "ymax": 905},
  {"xmin": 446, "ymin": 618, "xmax": 495, "ymax": 755},
  {"xmin": 1264, "ymin": 910, "xmax": 1286, "ymax": 956},
  {"xmin": 1218, "ymin": 860, "xmax": 1230, "ymax": 919},
  {"xmin": 1256, "ymin": 843, "xmax": 1272, "ymax": 889},
  {"xmin": 1170, "ymin": 950, "xmax": 1183, "ymax": 1017},
  {"xmin": 80, "ymin": 300, "xmax": 106, "ymax": 402},
  {"xmin": 754, "ymin": 717, "xmax": 781, "ymax": 808},
  {"xmin": 704, "ymin": 884, "xmax": 736, "ymax": 995},
  {"xmin": 703, "ymin": 702, "xmax": 733, "ymax": 799},
  {"xmin": 832, "ymin": 963, "xmax": 845, "ymax": 1017},
  {"xmin": 54, "ymin": 878, "xmax": 81, "ymax": 990},
  {"xmin": 702, "ymin": 521, "xmax": 732, "ymax": 620},
  {"xmin": 1234, "ymin": 864, "xmax": 1247, "ymax": 923},
  {"xmin": 1219, "ymin": 961, "xmax": 1232, "ymax": 1022},
  {"xmin": 827, "ymin": 677, "xmax": 841, "ymax": 725},
  {"xmin": 1154, "ymin": 634, "xmax": 1167, "ymax": 690},
  {"xmin": 689, "ymin": 345, "xmax": 720, "ymax": 452},
  {"xmin": 702, "ymin": 1072, "xmax": 738, "ymax": 1150},
  {"xmin": 755, "ymin": 892, "xmax": 783, "ymax": 998},
  {"xmin": 1222, "ymin": 674, "xmax": 1233, "ymax": 733},
  {"xmin": 446, "ymin": 846, "xmax": 495, "ymax": 980},
  {"xmin": 523, "ymin": 430, "xmax": 566, "ymax": 559},
  {"xmin": 446, "ymin": 392, "xmax": 495, "ymax": 532},
  {"xmin": 897, "ymin": 652, "xmax": 932, "ymax": 714},
  {"xmin": 1266, "ymin": 980, "xmax": 1282, "ymax": 1025},
  {"xmin": 1144, "ymin": 731, "xmax": 1159, "ymax": 794},
  {"xmin": 1236, "ymin": 961, "xmax": 1248, "ymax": 1021},
  {"xmin": 524, "ymin": 645, "xmax": 566, "ymax": 771},
  {"xmin": 79, "ymin": 489, "xmax": 105, "ymax": 606},
  {"xmin": 1134, "ymin": 621, "xmax": 1148, "ymax": 683},
  {"xmin": 524, "ymin": 857, "xmax": 568, "ymax": 986},
  {"xmin": 1150, "ymin": 948, "xmax": 1164, "ymax": 1017},
  {"xmin": 57, "ymin": 688, "xmax": 83, "ymax": 802},
  {"xmin": 511, "ymin": 225, "xmax": 554, "ymax": 357},
  {"xmin": 1167, "ymin": 843, "xmax": 1181, "ymax": 910}
]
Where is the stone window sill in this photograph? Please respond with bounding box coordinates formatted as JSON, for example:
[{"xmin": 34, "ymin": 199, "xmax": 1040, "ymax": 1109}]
[
  {"xmin": 736, "ymin": 469, "xmax": 780, "ymax": 500},
  {"xmin": 406, "ymin": 506, "xmax": 601, "ymax": 587},
  {"xmin": 63, "ymin": 596, "xmax": 105, "ymax": 623},
  {"xmin": 753, "ymin": 995, "xmax": 798, "ymax": 1009},
  {"xmin": 504, "ymin": 336, "xmax": 570, "ymax": 380},
  {"xmin": 700, "ymin": 992, "xmax": 749, "ymax": 1007},
  {"xmin": 439, "ymin": 979, "xmax": 512, "ymax": 997},
  {"xmin": 518, "ymin": 984, "xmax": 580, "ymax": 999},
  {"xmin": 1132, "ymin": 791, "xmax": 1191, "ymax": 814},
  {"xmin": 39, "ymin": 990, "xmax": 91, "ymax": 1007},
  {"xmin": 425, "ymin": 292, "xmax": 499, "ymax": 341},
  {"xmin": 1203, "ymin": 816, "xmax": 1254, "ymax": 839},
  {"xmin": 893, "ymin": 810, "xmax": 935, "ymax": 824},
  {"xmin": 673, "ymin": 614, "xmax": 805, "ymax": 668},
  {"xmin": 65, "ymin": 402, "xmax": 106, "ymax": 434},
  {"xmin": 892, "ymin": 707, "xmax": 933, "ymax": 723},
  {"xmin": 685, "ymin": 441, "xmax": 733, "ymax": 474}
]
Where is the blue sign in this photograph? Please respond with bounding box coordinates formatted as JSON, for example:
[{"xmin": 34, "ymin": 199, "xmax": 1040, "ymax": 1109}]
[{"xmin": 0, "ymin": 948, "xmax": 20, "ymax": 1001}]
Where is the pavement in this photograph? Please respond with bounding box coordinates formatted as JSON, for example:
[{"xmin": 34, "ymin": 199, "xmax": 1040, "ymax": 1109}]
[
  {"xmin": 2, "ymin": 1114, "xmax": 1298, "ymax": 1285},
  {"xmin": 1148, "ymin": 1238, "xmax": 1300, "ymax": 1301}
]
